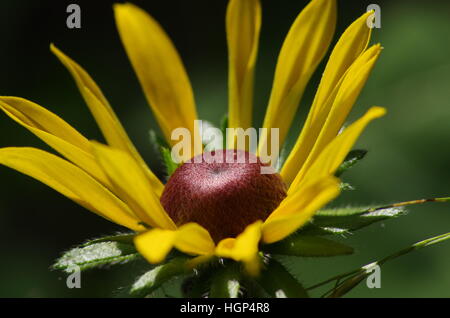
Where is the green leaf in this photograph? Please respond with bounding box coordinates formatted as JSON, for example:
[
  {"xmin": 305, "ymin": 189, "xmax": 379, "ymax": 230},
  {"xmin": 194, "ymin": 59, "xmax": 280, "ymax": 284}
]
[
  {"xmin": 53, "ymin": 241, "xmax": 140, "ymax": 273},
  {"xmin": 209, "ymin": 264, "xmax": 241, "ymax": 298},
  {"xmin": 263, "ymin": 235, "xmax": 353, "ymax": 257},
  {"xmin": 320, "ymin": 231, "xmax": 450, "ymax": 297},
  {"xmin": 256, "ymin": 258, "xmax": 309, "ymax": 298},
  {"xmin": 130, "ymin": 257, "xmax": 190, "ymax": 297},
  {"xmin": 80, "ymin": 233, "xmax": 135, "ymax": 247},
  {"xmin": 308, "ymin": 205, "xmax": 406, "ymax": 234},
  {"xmin": 335, "ymin": 149, "xmax": 367, "ymax": 177}
]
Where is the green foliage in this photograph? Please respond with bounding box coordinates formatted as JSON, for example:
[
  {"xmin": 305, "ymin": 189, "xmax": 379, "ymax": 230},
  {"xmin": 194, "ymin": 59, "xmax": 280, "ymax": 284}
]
[
  {"xmin": 53, "ymin": 241, "xmax": 140, "ymax": 273},
  {"xmin": 340, "ymin": 182, "xmax": 355, "ymax": 191},
  {"xmin": 336, "ymin": 149, "xmax": 367, "ymax": 177},
  {"xmin": 256, "ymin": 258, "xmax": 309, "ymax": 298},
  {"xmin": 301, "ymin": 205, "xmax": 406, "ymax": 235},
  {"xmin": 209, "ymin": 264, "xmax": 241, "ymax": 298},
  {"xmin": 149, "ymin": 129, "xmax": 179, "ymax": 178},
  {"xmin": 220, "ymin": 114, "xmax": 228, "ymax": 149},
  {"xmin": 313, "ymin": 231, "xmax": 450, "ymax": 297},
  {"xmin": 263, "ymin": 235, "xmax": 354, "ymax": 257},
  {"xmin": 79, "ymin": 233, "xmax": 135, "ymax": 246},
  {"xmin": 129, "ymin": 257, "xmax": 191, "ymax": 297}
]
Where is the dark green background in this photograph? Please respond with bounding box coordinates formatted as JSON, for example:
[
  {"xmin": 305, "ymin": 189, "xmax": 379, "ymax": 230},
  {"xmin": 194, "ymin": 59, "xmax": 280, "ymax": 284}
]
[{"xmin": 0, "ymin": 0, "xmax": 449, "ymax": 297}]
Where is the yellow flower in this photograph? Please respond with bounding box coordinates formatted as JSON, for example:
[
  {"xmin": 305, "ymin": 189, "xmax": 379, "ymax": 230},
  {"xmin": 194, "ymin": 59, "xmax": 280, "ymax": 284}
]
[{"xmin": 0, "ymin": 0, "xmax": 385, "ymax": 275}]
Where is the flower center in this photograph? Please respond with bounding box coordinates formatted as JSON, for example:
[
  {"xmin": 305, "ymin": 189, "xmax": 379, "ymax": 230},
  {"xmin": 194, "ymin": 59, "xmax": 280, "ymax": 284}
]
[{"xmin": 160, "ymin": 149, "xmax": 287, "ymax": 243}]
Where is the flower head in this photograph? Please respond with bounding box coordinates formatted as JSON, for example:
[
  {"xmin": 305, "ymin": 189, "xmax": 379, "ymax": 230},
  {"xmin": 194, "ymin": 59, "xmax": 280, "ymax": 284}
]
[{"xmin": 0, "ymin": 0, "xmax": 384, "ymax": 276}]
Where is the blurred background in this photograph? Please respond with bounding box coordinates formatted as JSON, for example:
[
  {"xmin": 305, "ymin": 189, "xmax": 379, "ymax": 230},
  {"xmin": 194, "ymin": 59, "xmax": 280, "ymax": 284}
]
[{"xmin": 0, "ymin": 0, "xmax": 449, "ymax": 297}]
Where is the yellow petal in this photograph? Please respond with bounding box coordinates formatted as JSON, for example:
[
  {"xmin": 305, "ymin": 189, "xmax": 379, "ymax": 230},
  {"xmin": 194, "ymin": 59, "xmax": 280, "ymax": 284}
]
[
  {"xmin": 114, "ymin": 3, "xmax": 201, "ymax": 157},
  {"xmin": 50, "ymin": 44, "xmax": 164, "ymax": 196},
  {"xmin": 280, "ymin": 12, "xmax": 373, "ymax": 184},
  {"xmin": 0, "ymin": 97, "xmax": 111, "ymax": 187},
  {"xmin": 92, "ymin": 142, "xmax": 176, "ymax": 230},
  {"xmin": 291, "ymin": 106, "xmax": 386, "ymax": 192},
  {"xmin": 310, "ymin": 11, "xmax": 373, "ymax": 121},
  {"xmin": 134, "ymin": 228, "xmax": 176, "ymax": 264},
  {"xmin": 0, "ymin": 147, "xmax": 144, "ymax": 231},
  {"xmin": 226, "ymin": 0, "xmax": 261, "ymax": 142},
  {"xmin": 282, "ymin": 44, "xmax": 382, "ymax": 185},
  {"xmin": 135, "ymin": 223, "xmax": 215, "ymax": 264},
  {"xmin": 286, "ymin": 46, "xmax": 382, "ymax": 191},
  {"xmin": 215, "ymin": 221, "xmax": 262, "ymax": 276},
  {"xmin": 262, "ymin": 176, "xmax": 340, "ymax": 243},
  {"xmin": 258, "ymin": 0, "xmax": 337, "ymax": 154}
]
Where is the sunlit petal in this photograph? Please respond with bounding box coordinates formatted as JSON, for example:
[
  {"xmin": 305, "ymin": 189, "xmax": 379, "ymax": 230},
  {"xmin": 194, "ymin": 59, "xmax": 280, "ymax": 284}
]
[
  {"xmin": 226, "ymin": 0, "xmax": 261, "ymax": 141},
  {"xmin": 0, "ymin": 97, "xmax": 111, "ymax": 187},
  {"xmin": 92, "ymin": 142, "xmax": 176, "ymax": 230},
  {"xmin": 262, "ymin": 176, "xmax": 339, "ymax": 243},
  {"xmin": 258, "ymin": 0, "xmax": 337, "ymax": 154},
  {"xmin": 216, "ymin": 221, "xmax": 262, "ymax": 276},
  {"xmin": 290, "ymin": 106, "xmax": 386, "ymax": 192},
  {"xmin": 50, "ymin": 44, "xmax": 164, "ymax": 196},
  {"xmin": 135, "ymin": 223, "xmax": 215, "ymax": 264},
  {"xmin": 114, "ymin": 3, "xmax": 200, "ymax": 157},
  {"xmin": 0, "ymin": 147, "xmax": 143, "ymax": 231},
  {"xmin": 281, "ymin": 13, "xmax": 375, "ymax": 184}
]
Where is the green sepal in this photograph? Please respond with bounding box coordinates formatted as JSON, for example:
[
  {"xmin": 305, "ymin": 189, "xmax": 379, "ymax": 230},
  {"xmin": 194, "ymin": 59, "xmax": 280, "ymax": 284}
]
[
  {"xmin": 209, "ymin": 263, "xmax": 242, "ymax": 298},
  {"xmin": 256, "ymin": 258, "xmax": 309, "ymax": 298},
  {"xmin": 311, "ymin": 206, "xmax": 406, "ymax": 232},
  {"xmin": 220, "ymin": 114, "xmax": 228, "ymax": 149},
  {"xmin": 335, "ymin": 149, "xmax": 367, "ymax": 177},
  {"xmin": 160, "ymin": 147, "xmax": 179, "ymax": 176},
  {"xmin": 149, "ymin": 129, "xmax": 170, "ymax": 150},
  {"xmin": 149, "ymin": 129, "xmax": 179, "ymax": 178},
  {"xmin": 53, "ymin": 241, "xmax": 140, "ymax": 273},
  {"xmin": 130, "ymin": 257, "xmax": 191, "ymax": 297},
  {"xmin": 263, "ymin": 235, "xmax": 353, "ymax": 257},
  {"xmin": 340, "ymin": 182, "xmax": 355, "ymax": 191}
]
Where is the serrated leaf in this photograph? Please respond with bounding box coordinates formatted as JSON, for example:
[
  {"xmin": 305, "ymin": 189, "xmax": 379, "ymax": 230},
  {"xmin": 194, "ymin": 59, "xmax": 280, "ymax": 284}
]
[
  {"xmin": 312, "ymin": 206, "xmax": 406, "ymax": 232},
  {"xmin": 80, "ymin": 233, "xmax": 135, "ymax": 247},
  {"xmin": 256, "ymin": 258, "xmax": 308, "ymax": 298},
  {"xmin": 209, "ymin": 264, "xmax": 241, "ymax": 298},
  {"xmin": 130, "ymin": 257, "xmax": 190, "ymax": 297},
  {"xmin": 263, "ymin": 235, "xmax": 353, "ymax": 257},
  {"xmin": 335, "ymin": 149, "xmax": 367, "ymax": 177},
  {"xmin": 53, "ymin": 241, "xmax": 140, "ymax": 273}
]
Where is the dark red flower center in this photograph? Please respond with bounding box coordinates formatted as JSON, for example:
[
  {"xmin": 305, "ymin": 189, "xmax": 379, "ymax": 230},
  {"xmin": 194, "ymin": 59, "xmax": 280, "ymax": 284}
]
[{"xmin": 160, "ymin": 149, "xmax": 287, "ymax": 243}]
